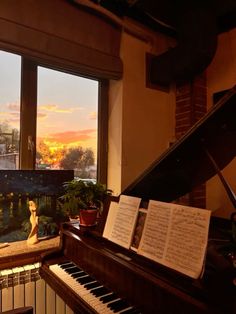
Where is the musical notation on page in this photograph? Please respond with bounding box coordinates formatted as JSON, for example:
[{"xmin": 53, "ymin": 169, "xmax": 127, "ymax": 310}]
[
  {"xmin": 138, "ymin": 200, "xmax": 211, "ymax": 279},
  {"xmin": 103, "ymin": 195, "xmax": 141, "ymax": 249}
]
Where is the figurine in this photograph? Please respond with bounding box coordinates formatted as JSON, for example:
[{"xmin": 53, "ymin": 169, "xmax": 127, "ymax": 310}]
[{"xmin": 27, "ymin": 200, "xmax": 39, "ymax": 245}]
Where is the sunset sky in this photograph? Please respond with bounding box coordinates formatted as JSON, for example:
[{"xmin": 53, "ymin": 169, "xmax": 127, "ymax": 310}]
[{"xmin": 0, "ymin": 51, "xmax": 98, "ymax": 155}]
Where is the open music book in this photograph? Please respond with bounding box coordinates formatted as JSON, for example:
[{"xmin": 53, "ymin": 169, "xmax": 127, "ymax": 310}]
[
  {"xmin": 103, "ymin": 196, "xmax": 211, "ymax": 279},
  {"xmin": 103, "ymin": 195, "xmax": 141, "ymax": 248},
  {"xmin": 137, "ymin": 200, "xmax": 211, "ymax": 279}
]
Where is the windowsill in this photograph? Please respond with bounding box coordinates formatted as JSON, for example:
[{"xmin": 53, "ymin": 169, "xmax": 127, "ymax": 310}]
[{"xmin": 0, "ymin": 236, "xmax": 60, "ymax": 270}]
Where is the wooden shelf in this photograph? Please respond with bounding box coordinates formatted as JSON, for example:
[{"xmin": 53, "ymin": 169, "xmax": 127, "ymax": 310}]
[{"xmin": 0, "ymin": 236, "xmax": 60, "ymax": 270}]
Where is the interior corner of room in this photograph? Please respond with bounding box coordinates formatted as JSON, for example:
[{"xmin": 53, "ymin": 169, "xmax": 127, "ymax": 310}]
[{"xmin": 0, "ymin": 0, "xmax": 236, "ymax": 313}]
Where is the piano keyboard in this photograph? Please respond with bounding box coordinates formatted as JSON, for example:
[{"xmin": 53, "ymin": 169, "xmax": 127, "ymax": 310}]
[{"xmin": 50, "ymin": 261, "xmax": 141, "ymax": 314}]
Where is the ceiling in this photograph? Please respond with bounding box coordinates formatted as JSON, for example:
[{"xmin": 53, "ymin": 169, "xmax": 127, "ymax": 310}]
[
  {"xmin": 73, "ymin": 0, "xmax": 236, "ymax": 86},
  {"xmin": 89, "ymin": 0, "xmax": 236, "ymax": 37}
]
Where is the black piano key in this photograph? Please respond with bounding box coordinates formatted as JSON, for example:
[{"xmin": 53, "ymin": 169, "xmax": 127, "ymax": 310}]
[
  {"xmin": 65, "ymin": 266, "xmax": 81, "ymax": 274},
  {"xmin": 91, "ymin": 286, "xmax": 110, "ymax": 297},
  {"xmin": 59, "ymin": 262, "xmax": 74, "ymax": 269},
  {"xmin": 120, "ymin": 308, "xmax": 141, "ymax": 314},
  {"xmin": 56, "ymin": 261, "xmax": 139, "ymax": 312},
  {"xmin": 72, "ymin": 271, "xmax": 86, "ymax": 278},
  {"xmin": 84, "ymin": 281, "xmax": 100, "ymax": 290},
  {"xmin": 111, "ymin": 299, "xmax": 130, "ymax": 312},
  {"xmin": 76, "ymin": 275, "xmax": 95, "ymax": 285},
  {"xmin": 100, "ymin": 292, "xmax": 118, "ymax": 303},
  {"xmin": 108, "ymin": 299, "xmax": 128, "ymax": 311},
  {"xmin": 113, "ymin": 302, "xmax": 131, "ymax": 313},
  {"xmin": 60, "ymin": 263, "xmax": 76, "ymax": 270}
]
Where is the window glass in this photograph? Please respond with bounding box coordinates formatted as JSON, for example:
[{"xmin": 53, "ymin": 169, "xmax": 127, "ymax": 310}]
[
  {"xmin": 0, "ymin": 55, "xmax": 105, "ymax": 245},
  {"xmin": 0, "ymin": 51, "xmax": 21, "ymax": 169},
  {"xmin": 36, "ymin": 67, "xmax": 98, "ymax": 180}
]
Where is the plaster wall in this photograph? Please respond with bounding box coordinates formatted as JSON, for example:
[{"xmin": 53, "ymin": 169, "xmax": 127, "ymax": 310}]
[
  {"xmin": 108, "ymin": 79, "xmax": 123, "ymax": 195},
  {"xmin": 108, "ymin": 30, "xmax": 175, "ymax": 195},
  {"xmin": 206, "ymin": 28, "xmax": 236, "ymax": 218}
]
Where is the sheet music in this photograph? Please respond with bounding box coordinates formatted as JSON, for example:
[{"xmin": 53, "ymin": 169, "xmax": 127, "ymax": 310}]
[
  {"xmin": 104, "ymin": 195, "xmax": 141, "ymax": 249},
  {"xmin": 102, "ymin": 201, "xmax": 119, "ymax": 239},
  {"xmin": 138, "ymin": 200, "xmax": 211, "ymax": 279}
]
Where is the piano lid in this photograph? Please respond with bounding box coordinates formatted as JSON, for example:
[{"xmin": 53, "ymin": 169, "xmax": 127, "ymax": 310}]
[{"xmin": 123, "ymin": 85, "xmax": 236, "ymax": 202}]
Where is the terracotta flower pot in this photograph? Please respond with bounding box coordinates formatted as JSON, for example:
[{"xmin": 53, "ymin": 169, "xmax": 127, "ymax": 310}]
[{"xmin": 79, "ymin": 209, "xmax": 98, "ymax": 226}]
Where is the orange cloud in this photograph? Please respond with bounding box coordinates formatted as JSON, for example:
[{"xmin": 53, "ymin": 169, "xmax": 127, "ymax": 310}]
[
  {"xmin": 89, "ymin": 111, "xmax": 97, "ymax": 120},
  {"xmin": 6, "ymin": 102, "xmax": 20, "ymax": 111},
  {"xmin": 0, "ymin": 112, "xmax": 20, "ymax": 124},
  {"xmin": 37, "ymin": 112, "xmax": 48, "ymax": 119},
  {"xmin": 9, "ymin": 112, "xmax": 20, "ymax": 118},
  {"xmin": 39, "ymin": 104, "xmax": 80, "ymax": 113},
  {"xmin": 8, "ymin": 118, "xmax": 19, "ymax": 123},
  {"xmin": 47, "ymin": 129, "xmax": 96, "ymax": 144}
]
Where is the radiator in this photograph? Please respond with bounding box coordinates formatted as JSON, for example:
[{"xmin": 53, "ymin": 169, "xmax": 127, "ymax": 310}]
[{"xmin": 0, "ymin": 263, "xmax": 74, "ymax": 314}]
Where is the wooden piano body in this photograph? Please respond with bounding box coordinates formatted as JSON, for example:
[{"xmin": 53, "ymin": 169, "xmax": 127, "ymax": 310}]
[{"xmin": 40, "ymin": 86, "xmax": 236, "ymax": 313}]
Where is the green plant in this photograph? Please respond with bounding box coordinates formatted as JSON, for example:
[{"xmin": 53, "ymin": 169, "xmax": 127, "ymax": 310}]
[{"xmin": 58, "ymin": 179, "xmax": 112, "ymax": 218}]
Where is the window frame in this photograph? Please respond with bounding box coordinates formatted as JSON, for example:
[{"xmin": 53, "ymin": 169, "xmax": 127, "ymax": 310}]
[{"xmin": 2, "ymin": 52, "xmax": 108, "ymax": 183}]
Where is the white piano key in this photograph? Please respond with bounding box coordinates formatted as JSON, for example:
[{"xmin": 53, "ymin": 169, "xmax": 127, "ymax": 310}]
[
  {"xmin": 50, "ymin": 262, "xmax": 136, "ymax": 314},
  {"xmin": 94, "ymin": 298, "xmax": 121, "ymax": 313}
]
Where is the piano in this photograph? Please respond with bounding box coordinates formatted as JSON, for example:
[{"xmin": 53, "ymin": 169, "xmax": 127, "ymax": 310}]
[{"xmin": 40, "ymin": 86, "xmax": 236, "ymax": 313}]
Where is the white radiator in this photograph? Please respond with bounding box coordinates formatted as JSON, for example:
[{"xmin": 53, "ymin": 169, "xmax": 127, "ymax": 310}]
[{"xmin": 0, "ymin": 263, "xmax": 74, "ymax": 314}]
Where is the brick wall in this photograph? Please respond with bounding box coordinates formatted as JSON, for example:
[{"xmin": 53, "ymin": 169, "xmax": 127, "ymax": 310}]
[{"xmin": 175, "ymin": 73, "xmax": 207, "ymax": 208}]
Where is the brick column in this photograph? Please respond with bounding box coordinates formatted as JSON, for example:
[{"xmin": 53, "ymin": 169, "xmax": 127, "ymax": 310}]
[{"xmin": 175, "ymin": 73, "xmax": 207, "ymax": 208}]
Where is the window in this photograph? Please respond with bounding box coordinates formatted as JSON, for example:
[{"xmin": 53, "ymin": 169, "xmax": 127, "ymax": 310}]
[
  {"xmin": 0, "ymin": 51, "xmax": 21, "ymax": 169},
  {"xmin": 37, "ymin": 67, "xmax": 98, "ymax": 179},
  {"xmin": 0, "ymin": 50, "xmax": 108, "ymax": 243},
  {"xmin": 0, "ymin": 50, "xmax": 108, "ymax": 182}
]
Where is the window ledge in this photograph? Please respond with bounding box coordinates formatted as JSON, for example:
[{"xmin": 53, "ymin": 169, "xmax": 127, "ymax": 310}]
[{"xmin": 0, "ymin": 236, "xmax": 60, "ymax": 270}]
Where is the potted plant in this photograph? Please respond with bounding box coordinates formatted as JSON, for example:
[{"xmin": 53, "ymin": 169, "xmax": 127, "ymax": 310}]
[{"xmin": 58, "ymin": 179, "xmax": 112, "ymax": 226}]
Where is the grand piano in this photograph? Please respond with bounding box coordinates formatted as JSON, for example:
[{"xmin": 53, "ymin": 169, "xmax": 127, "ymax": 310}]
[{"xmin": 40, "ymin": 86, "xmax": 236, "ymax": 313}]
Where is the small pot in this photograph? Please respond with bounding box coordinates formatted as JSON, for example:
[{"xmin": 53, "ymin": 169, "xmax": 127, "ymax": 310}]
[{"xmin": 79, "ymin": 209, "xmax": 98, "ymax": 226}]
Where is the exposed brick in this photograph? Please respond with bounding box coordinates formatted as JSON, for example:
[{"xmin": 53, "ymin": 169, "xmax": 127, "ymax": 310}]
[
  {"xmin": 176, "ymin": 111, "xmax": 192, "ymax": 119},
  {"xmin": 175, "ymin": 125, "xmax": 192, "ymax": 134},
  {"xmin": 176, "ymin": 83, "xmax": 191, "ymax": 94},
  {"xmin": 175, "ymin": 116, "xmax": 191, "ymax": 123},
  {"xmin": 175, "ymin": 104, "xmax": 192, "ymax": 114},
  {"xmin": 174, "ymin": 73, "xmax": 207, "ymax": 208}
]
